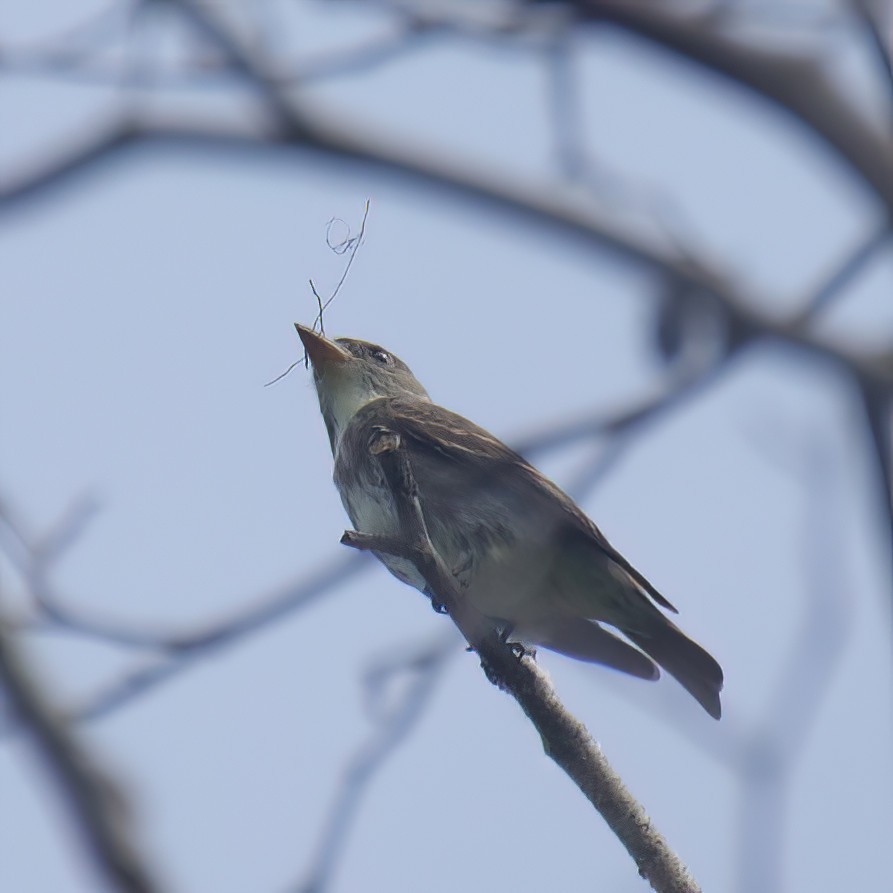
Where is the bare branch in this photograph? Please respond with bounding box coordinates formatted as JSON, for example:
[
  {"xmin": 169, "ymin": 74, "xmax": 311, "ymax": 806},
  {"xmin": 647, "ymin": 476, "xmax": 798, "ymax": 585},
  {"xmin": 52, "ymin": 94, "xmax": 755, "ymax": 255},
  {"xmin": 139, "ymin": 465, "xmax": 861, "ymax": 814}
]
[
  {"xmin": 341, "ymin": 428, "xmax": 702, "ymax": 893},
  {"xmin": 319, "ymin": 1, "xmax": 893, "ymax": 212},
  {"xmin": 2, "ymin": 485, "xmax": 375, "ymax": 740},
  {"xmin": 285, "ymin": 18, "xmax": 442, "ymax": 84},
  {"xmin": 0, "ymin": 614, "xmax": 160, "ymax": 892},
  {"xmin": 731, "ymin": 428, "xmax": 853, "ymax": 892},
  {"xmin": 0, "ymin": 353, "xmax": 735, "ymax": 731},
  {"xmin": 513, "ymin": 360, "xmax": 732, "ymax": 458},
  {"xmin": 0, "ymin": 18, "xmax": 440, "ymax": 88},
  {"xmin": 568, "ymin": 0, "xmax": 893, "ymax": 213},
  {"xmin": 792, "ymin": 222, "xmax": 891, "ymax": 325},
  {"xmin": 859, "ymin": 383, "xmax": 893, "ymax": 596},
  {"xmin": 0, "ymin": 491, "xmax": 368, "ymax": 651},
  {"xmin": 850, "ymin": 0, "xmax": 893, "ymax": 100},
  {"xmin": 293, "ymin": 633, "xmax": 456, "ymax": 893},
  {"xmin": 1, "ymin": 44, "xmax": 888, "ymax": 408},
  {"xmin": 0, "ymin": 117, "xmax": 137, "ymax": 209}
]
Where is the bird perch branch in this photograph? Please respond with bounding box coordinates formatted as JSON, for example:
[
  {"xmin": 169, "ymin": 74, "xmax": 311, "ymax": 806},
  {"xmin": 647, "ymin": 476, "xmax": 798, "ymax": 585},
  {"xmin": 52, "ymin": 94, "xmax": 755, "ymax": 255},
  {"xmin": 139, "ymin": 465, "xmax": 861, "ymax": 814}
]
[
  {"xmin": 0, "ymin": 616, "xmax": 159, "ymax": 893},
  {"xmin": 340, "ymin": 428, "xmax": 701, "ymax": 893}
]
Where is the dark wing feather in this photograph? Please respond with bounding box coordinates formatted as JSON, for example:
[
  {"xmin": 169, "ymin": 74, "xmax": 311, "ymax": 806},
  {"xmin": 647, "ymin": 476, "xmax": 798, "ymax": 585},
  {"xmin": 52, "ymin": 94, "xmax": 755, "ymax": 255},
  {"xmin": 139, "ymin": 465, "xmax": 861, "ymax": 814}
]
[
  {"xmin": 367, "ymin": 397, "xmax": 677, "ymax": 615},
  {"xmin": 569, "ymin": 521, "xmax": 679, "ymax": 614}
]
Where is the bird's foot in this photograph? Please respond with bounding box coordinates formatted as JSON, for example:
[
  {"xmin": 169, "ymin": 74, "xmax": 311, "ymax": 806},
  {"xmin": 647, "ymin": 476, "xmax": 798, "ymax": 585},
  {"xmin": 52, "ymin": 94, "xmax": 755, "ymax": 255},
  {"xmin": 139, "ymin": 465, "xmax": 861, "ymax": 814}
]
[
  {"xmin": 497, "ymin": 624, "xmax": 535, "ymax": 660},
  {"xmin": 508, "ymin": 641, "xmax": 535, "ymax": 660}
]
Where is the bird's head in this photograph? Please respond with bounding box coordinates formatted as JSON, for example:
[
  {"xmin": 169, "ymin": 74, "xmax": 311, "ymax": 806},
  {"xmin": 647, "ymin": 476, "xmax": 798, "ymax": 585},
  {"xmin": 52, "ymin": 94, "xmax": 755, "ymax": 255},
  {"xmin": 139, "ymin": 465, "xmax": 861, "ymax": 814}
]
[{"xmin": 295, "ymin": 324, "xmax": 429, "ymax": 451}]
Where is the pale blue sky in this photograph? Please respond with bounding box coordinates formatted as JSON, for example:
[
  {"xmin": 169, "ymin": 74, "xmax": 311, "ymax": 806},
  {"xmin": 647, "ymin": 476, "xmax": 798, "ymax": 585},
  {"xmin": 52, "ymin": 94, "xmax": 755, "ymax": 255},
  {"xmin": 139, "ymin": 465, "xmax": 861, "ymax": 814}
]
[{"xmin": 2, "ymin": 3, "xmax": 892, "ymax": 892}]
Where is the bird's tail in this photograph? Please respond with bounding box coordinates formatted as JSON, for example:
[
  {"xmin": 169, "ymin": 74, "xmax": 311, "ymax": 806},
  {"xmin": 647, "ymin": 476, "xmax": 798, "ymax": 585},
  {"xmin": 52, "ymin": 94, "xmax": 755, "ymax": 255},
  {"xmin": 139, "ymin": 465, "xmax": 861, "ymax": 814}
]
[
  {"xmin": 624, "ymin": 617, "xmax": 723, "ymax": 719},
  {"xmin": 530, "ymin": 617, "xmax": 660, "ymax": 681}
]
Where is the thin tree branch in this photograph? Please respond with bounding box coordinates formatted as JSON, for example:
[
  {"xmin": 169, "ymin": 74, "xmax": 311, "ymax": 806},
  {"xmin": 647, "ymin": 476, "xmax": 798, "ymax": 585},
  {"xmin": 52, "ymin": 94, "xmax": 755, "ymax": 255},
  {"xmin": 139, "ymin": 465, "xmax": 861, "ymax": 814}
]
[
  {"xmin": 514, "ymin": 357, "xmax": 734, "ymax": 457},
  {"xmin": 0, "ymin": 613, "xmax": 160, "ymax": 892},
  {"xmin": 731, "ymin": 425, "xmax": 852, "ymax": 892},
  {"xmin": 0, "ymin": 357, "xmax": 730, "ymax": 731},
  {"xmin": 1, "ymin": 68, "xmax": 890, "ymax": 403},
  {"xmin": 570, "ymin": 0, "xmax": 893, "ymax": 213},
  {"xmin": 1, "ymin": 1, "xmax": 890, "ymax": 726},
  {"xmin": 0, "ymin": 492, "xmax": 370, "ymax": 654},
  {"xmin": 851, "ymin": 0, "xmax": 893, "ymax": 102},
  {"xmin": 285, "ymin": 18, "xmax": 442, "ymax": 84},
  {"xmin": 3, "ymin": 4, "xmax": 889, "ymax": 397},
  {"xmin": 859, "ymin": 383, "xmax": 893, "ymax": 595},
  {"xmin": 0, "ymin": 117, "xmax": 139, "ymax": 209},
  {"xmin": 341, "ymin": 427, "xmax": 701, "ymax": 893},
  {"xmin": 792, "ymin": 221, "xmax": 891, "ymax": 325},
  {"xmin": 0, "ymin": 18, "xmax": 441, "ymax": 87},
  {"xmin": 66, "ymin": 552, "xmax": 368, "ymax": 724},
  {"xmin": 11, "ymin": 0, "xmax": 881, "ymax": 396},
  {"xmin": 343, "ymin": 0, "xmax": 893, "ymax": 210},
  {"xmin": 0, "ymin": 539, "xmax": 369, "ymax": 735},
  {"xmin": 293, "ymin": 633, "xmax": 456, "ymax": 893}
]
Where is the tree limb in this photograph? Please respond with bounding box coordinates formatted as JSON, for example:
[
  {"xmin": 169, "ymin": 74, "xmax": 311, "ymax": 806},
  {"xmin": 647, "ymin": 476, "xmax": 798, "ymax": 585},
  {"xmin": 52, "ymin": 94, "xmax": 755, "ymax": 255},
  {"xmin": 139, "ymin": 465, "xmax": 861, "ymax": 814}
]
[
  {"xmin": 570, "ymin": 0, "xmax": 893, "ymax": 213},
  {"xmin": 293, "ymin": 633, "xmax": 456, "ymax": 893},
  {"xmin": 341, "ymin": 427, "xmax": 702, "ymax": 893},
  {"xmin": 859, "ymin": 382, "xmax": 893, "ymax": 595},
  {"xmin": 0, "ymin": 615, "xmax": 160, "ymax": 892}
]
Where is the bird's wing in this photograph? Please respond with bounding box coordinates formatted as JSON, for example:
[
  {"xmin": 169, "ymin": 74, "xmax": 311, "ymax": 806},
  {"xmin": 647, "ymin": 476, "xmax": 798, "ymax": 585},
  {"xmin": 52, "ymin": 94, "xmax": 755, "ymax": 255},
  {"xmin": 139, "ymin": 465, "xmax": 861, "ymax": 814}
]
[{"xmin": 355, "ymin": 397, "xmax": 677, "ymax": 615}]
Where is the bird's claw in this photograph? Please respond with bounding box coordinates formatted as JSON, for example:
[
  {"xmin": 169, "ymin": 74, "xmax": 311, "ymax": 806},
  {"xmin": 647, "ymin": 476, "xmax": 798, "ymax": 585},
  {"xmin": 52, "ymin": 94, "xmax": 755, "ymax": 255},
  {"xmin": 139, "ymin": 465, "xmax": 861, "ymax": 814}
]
[
  {"xmin": 497, "ymin": 625, "xmax": 534, "ymax": 660},
  {"xmin": 509, "ymin": 641, "xmax": 535, "ymax": 660}
]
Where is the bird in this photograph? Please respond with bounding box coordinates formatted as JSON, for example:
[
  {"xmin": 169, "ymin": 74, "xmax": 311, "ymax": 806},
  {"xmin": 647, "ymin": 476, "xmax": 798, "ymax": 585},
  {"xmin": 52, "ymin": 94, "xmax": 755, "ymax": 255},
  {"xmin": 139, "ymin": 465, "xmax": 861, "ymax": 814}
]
[{"xmin": 296, "ymin": 324, "xmax": 723, "ymax": 718}]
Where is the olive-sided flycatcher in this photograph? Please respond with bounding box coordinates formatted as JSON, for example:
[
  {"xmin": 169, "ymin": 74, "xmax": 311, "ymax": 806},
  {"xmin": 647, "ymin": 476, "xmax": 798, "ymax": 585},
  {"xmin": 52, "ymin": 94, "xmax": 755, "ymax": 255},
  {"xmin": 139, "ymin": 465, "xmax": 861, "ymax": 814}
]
[{"xmin": 296, "ymin": 324, "xmax": 723, "ymax": 718}]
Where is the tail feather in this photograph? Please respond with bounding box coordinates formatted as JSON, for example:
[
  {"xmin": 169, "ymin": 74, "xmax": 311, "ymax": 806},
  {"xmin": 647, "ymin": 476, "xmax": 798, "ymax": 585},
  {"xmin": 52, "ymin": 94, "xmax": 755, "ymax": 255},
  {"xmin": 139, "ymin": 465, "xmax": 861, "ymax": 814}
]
[
  {"xmin": 528, "ymin": 618, "xmax": 660, "ymax": 681},
  {"xmin": 625, "ymin": 619, "xmax": 724, "ymax": 719}
]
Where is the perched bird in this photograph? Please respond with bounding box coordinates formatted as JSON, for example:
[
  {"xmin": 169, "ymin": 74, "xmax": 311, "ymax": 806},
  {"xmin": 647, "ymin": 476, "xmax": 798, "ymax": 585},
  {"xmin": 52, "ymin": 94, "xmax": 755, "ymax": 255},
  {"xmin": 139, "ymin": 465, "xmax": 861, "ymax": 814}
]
[{"xmin": 296, "ymin": 324, "xmax": 723, "ymax": 718}]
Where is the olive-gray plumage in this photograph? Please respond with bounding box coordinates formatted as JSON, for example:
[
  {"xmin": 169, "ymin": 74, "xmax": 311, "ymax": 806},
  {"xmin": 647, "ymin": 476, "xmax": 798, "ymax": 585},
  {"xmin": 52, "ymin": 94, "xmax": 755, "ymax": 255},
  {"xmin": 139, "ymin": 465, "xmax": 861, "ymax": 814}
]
[{"xmin": 296, "ymin": 324, "xmax": 723, "ymax": 718}]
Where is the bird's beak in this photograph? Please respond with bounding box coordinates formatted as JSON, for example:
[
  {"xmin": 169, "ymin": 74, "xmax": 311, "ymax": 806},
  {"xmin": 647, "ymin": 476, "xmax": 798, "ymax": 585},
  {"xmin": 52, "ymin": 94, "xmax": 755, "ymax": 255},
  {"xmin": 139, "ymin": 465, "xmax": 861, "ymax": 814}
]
[{"xmin": 294, "ymin": 324, "xmax": 351, "ymax": 369}]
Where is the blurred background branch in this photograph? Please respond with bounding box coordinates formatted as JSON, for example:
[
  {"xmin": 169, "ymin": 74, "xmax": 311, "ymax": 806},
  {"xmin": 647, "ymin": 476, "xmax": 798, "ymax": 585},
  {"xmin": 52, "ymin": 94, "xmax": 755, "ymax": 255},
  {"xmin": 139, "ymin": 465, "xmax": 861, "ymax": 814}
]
[
  {"xmin": 0, "ymin": 597, "xmax": 160, "ymax": 892},
  {"xmin": 1, "ymin": 1, "xmax": 891, "ymax": 891}
]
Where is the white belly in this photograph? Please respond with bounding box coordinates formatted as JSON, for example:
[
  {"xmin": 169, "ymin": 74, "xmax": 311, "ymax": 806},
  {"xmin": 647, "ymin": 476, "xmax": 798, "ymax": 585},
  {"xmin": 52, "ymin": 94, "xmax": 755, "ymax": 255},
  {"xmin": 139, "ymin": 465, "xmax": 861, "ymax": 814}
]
[{"xmin": 339, "ymin": 482, "xmax": 429, "ymax": 592}]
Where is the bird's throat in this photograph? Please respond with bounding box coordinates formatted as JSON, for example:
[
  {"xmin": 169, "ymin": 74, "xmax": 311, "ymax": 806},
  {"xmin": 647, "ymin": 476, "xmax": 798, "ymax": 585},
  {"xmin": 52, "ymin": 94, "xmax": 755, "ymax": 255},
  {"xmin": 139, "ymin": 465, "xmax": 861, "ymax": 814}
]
[{"xmin": 316, "ymin": 372, "xmax": 381, "ymax": 455}]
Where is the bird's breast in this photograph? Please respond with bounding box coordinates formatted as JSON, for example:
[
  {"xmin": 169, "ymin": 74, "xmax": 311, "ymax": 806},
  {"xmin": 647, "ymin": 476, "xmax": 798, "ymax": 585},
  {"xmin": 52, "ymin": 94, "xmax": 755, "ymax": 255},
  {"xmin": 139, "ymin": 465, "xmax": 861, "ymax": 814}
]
[
  {"xmin": 331, "ymin": 432, "xmax": 558, "ymax": 621},
  {"xmin": 334, "ymin": 459, "xmax": 431, "ymax": 592},
  {"xmin": 338, "ymin": 476, "xmax": 397, "ymax": 538}
]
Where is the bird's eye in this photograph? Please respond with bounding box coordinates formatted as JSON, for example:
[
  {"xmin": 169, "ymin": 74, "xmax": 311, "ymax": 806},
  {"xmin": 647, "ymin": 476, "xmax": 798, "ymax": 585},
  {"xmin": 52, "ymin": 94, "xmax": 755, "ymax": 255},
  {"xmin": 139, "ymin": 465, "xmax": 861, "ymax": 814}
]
[{"xmin": 371, "ymin": 349, "xmax": 392, "ymax": 365}]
